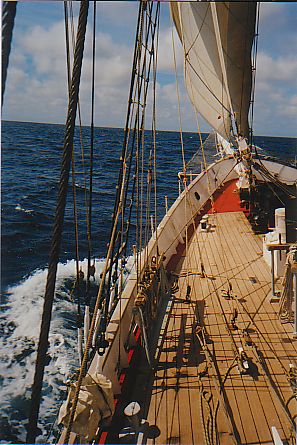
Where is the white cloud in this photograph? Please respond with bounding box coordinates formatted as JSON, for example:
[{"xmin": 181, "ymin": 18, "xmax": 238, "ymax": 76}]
[
  {"xmin": 21, "ymin": 22, "xmax": 66, "ymax": 76},
  {"xmin": 257, "ymin": 52, "xmax": 297, "ymax": 83},
  {"xmin": 2, "ymin": 3, "xmax": 297, "ymax": 136},
  {"xmin": 157, "ymin": 27, "xmax": 183, "ymax": 73},
  {"xmin": 3, "ymin": 11, "xmax": 195, "ymax": 131},
  {"xmin": 250, "ymin": 2, "xmax": 297, "ymax": 136},
  {"xmin": 254, "ymin": 81, "xmax": 297, "ymax": 137}
]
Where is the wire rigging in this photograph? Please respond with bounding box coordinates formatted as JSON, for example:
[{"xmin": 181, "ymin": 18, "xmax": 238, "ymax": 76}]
[
  {"xmin": 86, "ymin": 0, "xmax": 97, "ymax": 304},
  {"xmin": 26, "ymin": 2, "xmax": 90, "ymax": 442}
]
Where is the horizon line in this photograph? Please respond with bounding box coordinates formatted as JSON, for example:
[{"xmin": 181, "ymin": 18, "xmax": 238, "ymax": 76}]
[{"xmin": 2, "ymin": 119, "xmax": 297, "ymax": 139}]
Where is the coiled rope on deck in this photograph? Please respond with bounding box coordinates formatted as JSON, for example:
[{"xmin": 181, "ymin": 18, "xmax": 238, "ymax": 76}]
[{"xmin": 279, "ymin": 245, "xmax": 297, "ymax": 323}]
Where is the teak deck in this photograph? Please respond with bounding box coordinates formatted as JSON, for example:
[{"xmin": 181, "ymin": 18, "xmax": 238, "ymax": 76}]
[{"xmin": 146, "ymin": 212, "xmax": 297, "ymax": 445}]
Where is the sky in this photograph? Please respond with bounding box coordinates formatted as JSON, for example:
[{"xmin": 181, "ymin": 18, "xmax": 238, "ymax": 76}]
[{"xmin": 2, "ymin": 1, "xmax": 297, "ymax": 137}]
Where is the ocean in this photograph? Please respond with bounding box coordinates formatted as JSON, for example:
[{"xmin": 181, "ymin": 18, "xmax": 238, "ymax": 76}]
[{"xmin": 1, "ymin": 120, "xmax": 296, "ymax": 443}]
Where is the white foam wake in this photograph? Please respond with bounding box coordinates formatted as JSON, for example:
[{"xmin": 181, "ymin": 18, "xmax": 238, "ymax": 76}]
[{"xmin": 0, "ymin": 258, "xmax": 108, "ymax": 442}]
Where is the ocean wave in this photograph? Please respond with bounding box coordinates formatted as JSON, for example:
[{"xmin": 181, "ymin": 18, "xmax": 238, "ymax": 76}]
[
  {"xmin": 0, "ymin": 256, "xmax": 134, "ymax": 442},
  {"xmin": 15, "ymin": 204, "xmax": 34, "ymax": 214},
  {"xmin": 0, "ymin": 258, "xmax": 108, "ymax": 442}
]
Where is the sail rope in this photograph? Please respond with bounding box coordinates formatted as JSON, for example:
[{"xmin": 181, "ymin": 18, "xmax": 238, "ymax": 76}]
[
  {"xmin": 63, "ymin": 2, "xmax": 163, "ymax": 440},
  {"xmin": 104, "ymin": 0, "xmax": 160, "ymax": 322},
  {"xmin": 152, "ymin": 19, "xmax": 246, "ymax": 431},
  {"xmin": 177, "ymin": 5, "xmax": 215, "ymax": 216},
  {"xmin": 184, "ymin": 3, "xmax": 210, "ymax": 58},
  {"xmin": 152, "ymin": 14, "xmax": 160, "ymax": 260},
  {"xmin": 26, "ymin": 2, "xmax": 90, "ymax": 442},
  {"xmin": 66, "ymin": 0, "xmax": 95, "ymax": 278},
  {"xmin": 103, "ymin": 3, "xmax": 146, "ymax": 306},
  {"xmin": 64, "ymin": 0, "xmax": 84, "ymax": 365},
  {"xmin": 1, "ymin": 1, "xmax": 17, "ymax": 105},
  {"xmin": 171, "ymin": 10, "xmax": 193, "ymax": 296},
  {"xmin": 71, "ymin": 152, "xmax": 84, "ymax": 364},
  {"xmin": 210, "ymin": 3, "xmax": 236, "ymax": 138},
  {"xmin": 171, "ymin": 22, "xmax": 186, "ymax": 178},
  {"xmin": 279, "ymin": 246, "xmax": 297, "ymax": 323},
  {"xmin": 86, "ymin": 0, "xmax": 97, "ymax": 302},
  {"xmin": 249, "ymin": 2, "xmax": 260, "ymax": 147}
]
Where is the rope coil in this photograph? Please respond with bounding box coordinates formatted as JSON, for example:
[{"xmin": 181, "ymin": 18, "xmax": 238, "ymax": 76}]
[{"xmin": 279, "ymin": 245, "xmax": 297, "ymax": 323}]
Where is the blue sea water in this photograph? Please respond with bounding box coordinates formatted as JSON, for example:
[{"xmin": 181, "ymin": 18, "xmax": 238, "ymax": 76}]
[{"xmin": 1, "ymin": 120, "xmax": 296, "ymax": 443}]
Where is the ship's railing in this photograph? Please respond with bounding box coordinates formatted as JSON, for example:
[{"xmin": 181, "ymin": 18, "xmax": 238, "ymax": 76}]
[
  {"xmin": 89, "ymin": 157, "xmax": 297, "ymax": 396},
  {"xmin": 90, "ymin": 157, "xmax": 238, "ymax": 392},
  {"xmin": 58, "ymin": 155, "xmax": 297, "ymax": 443}
]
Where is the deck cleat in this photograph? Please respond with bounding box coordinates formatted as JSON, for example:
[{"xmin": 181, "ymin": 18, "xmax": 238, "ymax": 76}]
[
  {"xmin": 197, "ymin": 362, "xmax": 208, "ymax": 377},
  {"xmin": 96, "ymin": 334, "xmax": 109, "ymax": 356},
  {"xmin": 221, "ymin": 289, "xmax": 233, "ymax": 300},
  {"xmin": 288, "ymin": 364, "xmax": 297, "ymax": 392},
  {"xmin": 221, "ymin": 288, "xmax": 236, "ymax": 300},
  {"xmin": 229, "ymin": 308, "xmax": 239, "ymax": 330},
  {"xmin": 237, "ymin": 347, "xmax": 250, "ymax": 374},
  {"xmin": 242, "ymin": 329, "xmax": 253, "ymax": 346}
]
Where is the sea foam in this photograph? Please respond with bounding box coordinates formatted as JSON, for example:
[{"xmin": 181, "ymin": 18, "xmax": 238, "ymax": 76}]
[{"xmin": 0, "ymin": 258, "xmax": 107, "ymax": 442}]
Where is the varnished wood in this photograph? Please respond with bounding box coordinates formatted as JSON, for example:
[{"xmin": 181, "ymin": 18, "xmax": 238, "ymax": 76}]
[
  {"xmin": 267, "ymin": 243, "xmax": 294, "ymax": 251},
  {"xmin": 146, "ymin": 212, "xmax": 297, "ymax": 445}
]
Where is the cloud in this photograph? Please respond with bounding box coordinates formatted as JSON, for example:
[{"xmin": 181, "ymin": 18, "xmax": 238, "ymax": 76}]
[
  {"xmin": 257, "ymin": 52, "xmax": 297, "ymax": 83},
  {"xmin": 3, "ymin": 7, "xmax": 196, "ymax": 132},
  {"xmin": 3, "ymin": 16, "xmax": 134, "ymax": 126},
  {"xmin": 2, "ymin": 2, "xmax": 297, "ymax": 136},
  {"xmin": 250, "ymin": 3, "xmax": 297, "ymax": 136},
  {"xmin": 254, "ymin": 78, "xmax": 297, "ymax": 137},
  {"xmin": 21, "ymin": 22, "xmax": 66, "ymax": 76},
  {"xmin": 157, "ymin": 27, "xmax": 183, "ymax": 73}
]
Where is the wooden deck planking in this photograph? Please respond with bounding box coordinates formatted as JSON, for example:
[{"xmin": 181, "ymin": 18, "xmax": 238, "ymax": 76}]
[
  {"xmin": 146, "ymin": 212, "xmax": 296, "ymax": 444},
  {"xmin": 184, "ymin": 221, "xmax": 267, "ymax": 444}
]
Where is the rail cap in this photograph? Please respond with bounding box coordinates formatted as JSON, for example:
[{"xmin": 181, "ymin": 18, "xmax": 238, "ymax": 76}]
[{"xmin": 267, "ymin": 243, "xmax": 295, "ymax": 251}]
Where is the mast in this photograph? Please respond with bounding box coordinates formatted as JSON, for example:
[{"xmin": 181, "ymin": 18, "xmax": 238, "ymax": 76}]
[{"xmin": 26, "ymin": 2, "xmax": 89, "ymax": 442}]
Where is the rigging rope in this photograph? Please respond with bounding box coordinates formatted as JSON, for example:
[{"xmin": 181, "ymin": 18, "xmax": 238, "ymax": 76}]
[
  {"xmin": 104, "ymin": 1, "xmax": 160, "ymax": 319},
  {"xmin": 279, "ymin": 246, "xmax": 297, "ymax": 323},
  {"xmin": 63, "ymin": 2, "xmax": 157, "ymax": 439},
  {"xmin": 171, "ymin": 20, "xmax": 186, "ymax": 178},
  {"xmin": 249, "ymin": 3, "xmax": 260, "ymax": 147},
  {"xmin": 26, "ymin": 2, "xmax": 89, "ymax": 442},
  {"xmin": 86, "ymin": 0, "xmax": 97, "ymax": 309},
  {"xmin": 67, "ymin": 0, "xmax": 94, "ymax": 281},
  {"xmin": 64, "ymin": 0, "xmax": 84, "ymax": 364},
  {"xmin": 2, "ymin": 1, "xmax": 17, "ymax": 106},
  {"xmin": 152, "ymin": 13, "xmax": 160, "ymax": 259}
]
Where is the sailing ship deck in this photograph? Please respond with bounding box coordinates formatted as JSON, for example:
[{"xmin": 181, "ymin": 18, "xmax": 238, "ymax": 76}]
[{"xmin": 144, "ymin": 211, "xmax": 297, "ymax": 445}]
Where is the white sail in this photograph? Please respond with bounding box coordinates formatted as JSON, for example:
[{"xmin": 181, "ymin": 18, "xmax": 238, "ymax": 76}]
[{"xmin": 171, "ymin": 2, "xmax": 256, "ymax": 140}]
